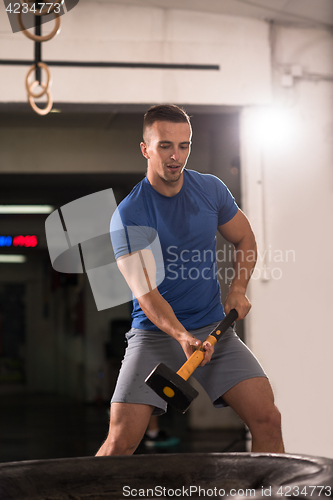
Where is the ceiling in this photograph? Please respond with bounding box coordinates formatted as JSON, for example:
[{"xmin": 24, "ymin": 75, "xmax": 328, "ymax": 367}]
[{"xmin": 107, "ymin": 0, "xmax": 333, "ymax": 29}]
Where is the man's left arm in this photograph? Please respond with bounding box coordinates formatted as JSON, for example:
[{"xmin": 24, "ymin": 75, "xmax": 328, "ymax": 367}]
[{"xmin": 218, "ymin": 209, "xmax": 257, "ymax": 320}]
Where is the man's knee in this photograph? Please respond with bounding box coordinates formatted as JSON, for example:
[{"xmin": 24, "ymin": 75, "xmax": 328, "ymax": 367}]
[
  {"xmin": 98, "ymin": 402, "xmax": 154, "ymax": 456},
  {"xmin": 252, "ymin": 404, "xmax": 282, "ymax": 434}
]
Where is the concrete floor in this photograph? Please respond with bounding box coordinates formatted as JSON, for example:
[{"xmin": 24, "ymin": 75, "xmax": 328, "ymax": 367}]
[{"xmin": 0, "ymin": 393, "xmax": 246, "ymax": 463}]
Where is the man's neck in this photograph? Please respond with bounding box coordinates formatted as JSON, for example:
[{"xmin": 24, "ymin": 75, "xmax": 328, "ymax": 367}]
[{"xmin": 146, "ymin": 172, "xmax": 184, "ymax": 197}]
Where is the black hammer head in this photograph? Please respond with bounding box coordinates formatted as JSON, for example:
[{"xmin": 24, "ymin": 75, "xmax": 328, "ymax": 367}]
[{"xmin": 145, "ymin": 362, "xmax": 199, "ymax": 414}]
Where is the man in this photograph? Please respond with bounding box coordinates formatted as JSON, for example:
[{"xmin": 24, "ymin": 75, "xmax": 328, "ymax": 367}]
[{"xmin": 96, "ymin": 104, "xmax": 284, "ymax": 456}]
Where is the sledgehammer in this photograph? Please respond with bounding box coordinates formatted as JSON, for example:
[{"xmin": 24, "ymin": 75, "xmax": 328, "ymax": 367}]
[{"xmin": 145, "ymin": 309, "xmax": 238, "ymax": 414}]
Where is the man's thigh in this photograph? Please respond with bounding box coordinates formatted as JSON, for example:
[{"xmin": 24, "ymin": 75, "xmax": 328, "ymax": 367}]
[
  {"xmin": 192, "ymin": 325, "xmax": 267, "ymax": 408},
  {"xmin": 222, "ymin": 377, "xmax": 275, "ymax": 426},
  {"xmin": 111, "ymin": 328, "xmax": 186, "ymax": 415}
]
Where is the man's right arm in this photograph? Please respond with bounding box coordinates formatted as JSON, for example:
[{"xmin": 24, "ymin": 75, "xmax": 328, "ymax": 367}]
[{"xmin": 116, "ymin": 249, "xmax": 214, "ymax": 365}]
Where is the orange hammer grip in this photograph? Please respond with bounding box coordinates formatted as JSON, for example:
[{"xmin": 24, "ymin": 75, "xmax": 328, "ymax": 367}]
[
  {"xmin": 176, "ymin": 335, "xmax": 217, "ymax": 381},
  {"xmin": 175, "ymin": 309, "xmax": 238, "ymax": 382}
]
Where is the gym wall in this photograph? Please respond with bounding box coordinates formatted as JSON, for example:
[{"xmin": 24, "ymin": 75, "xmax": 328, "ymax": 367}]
[{"xmin": 240, "ymin": 25, "xmax": 333, "ymax": 457}]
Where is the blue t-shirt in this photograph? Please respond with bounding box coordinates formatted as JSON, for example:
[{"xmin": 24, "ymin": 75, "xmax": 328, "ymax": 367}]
[{"xmin": 110, "ymin": 169, "xmax": 238, "ymax": 330}]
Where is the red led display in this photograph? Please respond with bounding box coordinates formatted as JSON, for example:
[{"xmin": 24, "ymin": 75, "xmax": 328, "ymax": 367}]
[{"xmin": 12, "ymin": 235, "xmax": 38, "ymax": 247}]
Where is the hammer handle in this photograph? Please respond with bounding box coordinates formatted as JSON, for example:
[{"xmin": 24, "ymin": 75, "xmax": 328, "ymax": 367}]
[{"xmin": 176, "ymin": 309, "xmax": 238, "ymax": 381}]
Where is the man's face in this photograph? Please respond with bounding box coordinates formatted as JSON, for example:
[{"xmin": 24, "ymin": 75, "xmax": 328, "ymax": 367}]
[{"xmin": 141, "ymin": 120, "xmax": 192, "ymax": 188}]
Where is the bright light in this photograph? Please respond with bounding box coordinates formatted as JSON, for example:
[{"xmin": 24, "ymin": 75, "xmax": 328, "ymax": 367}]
[
  {"xmin": 0, "ymin": 205, "xmax": 54, "ymax": 214},
  {"xmin": 250, "ymin": 107, "xmax": 295, "ymax": 148},
  {"xmin": 0, "ymin": 255, "xmax": 27, "ymax": 263}
]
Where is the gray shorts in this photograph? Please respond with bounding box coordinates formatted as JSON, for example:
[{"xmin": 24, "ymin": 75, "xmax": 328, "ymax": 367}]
[{"xmin": 111, "ymin": 322, "xmax": 267, "ymax": 415}]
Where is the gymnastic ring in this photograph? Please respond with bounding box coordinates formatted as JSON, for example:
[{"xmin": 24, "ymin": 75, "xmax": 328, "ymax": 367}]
[
  {"xmin": 26, "ymin": 62, "xmax": 51, "ymax": 98},
  {"xmin": 17, "ymin": 9, "xmax": 61, "ymax": 42},
  {"xmin": 28, "ymin": 81, "xmax": 53, "ymax": 116},
  {"xmin": 20, "ymin": 0, "xmax": 64, "ymax": 16}
]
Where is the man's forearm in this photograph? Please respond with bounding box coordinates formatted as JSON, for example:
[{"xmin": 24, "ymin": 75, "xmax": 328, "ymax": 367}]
[
  {"xmin": 229, "ymin": 233, "xmax": 257, "ymax": 293},
  {"xmin": 117, "ymin": 251, "xmax": 193, "ymax": 346},
  {"xmin": 138, "ymin": 284, "xmax": 214, "ymax": 364},
  {"xmin": 138, "ymin": 288, "xmax": 188, "ymax": 342}
]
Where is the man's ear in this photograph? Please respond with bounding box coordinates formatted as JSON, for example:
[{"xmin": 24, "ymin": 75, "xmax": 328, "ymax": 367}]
[{"xmin": 140, "ymin": 141, "xmax": 150, "ymax": 160}]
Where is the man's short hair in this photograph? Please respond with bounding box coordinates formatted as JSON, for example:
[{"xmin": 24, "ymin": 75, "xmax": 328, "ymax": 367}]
[{"xmin": 143, "ymin": 104, "xmax": 191, "ymax": 141}]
